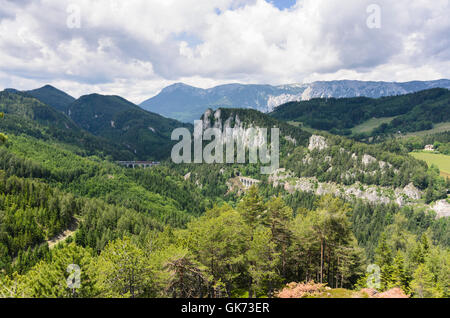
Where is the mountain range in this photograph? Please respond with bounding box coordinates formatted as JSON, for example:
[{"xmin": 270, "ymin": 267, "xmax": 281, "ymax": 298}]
[
  {"xmin": 1, "ymin": 85, "xmax": 189, "ymax": 161},
  {"xmin": 140, "ymin": 79, "xmax": 450, "ymax": 122},
  {"xmin": 0, "ymin": 81, "xmax": 449, "ymax": 299}
]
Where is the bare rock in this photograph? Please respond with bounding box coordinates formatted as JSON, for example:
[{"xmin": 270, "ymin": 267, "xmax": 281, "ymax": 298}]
[
  {"xmin": 362, "ymin": 154, "xmax": 376, "ymax": 166},
  {"xmin": 402, "ymin": 183, "xmax": 422, "ymax": 200},
  {"xmin": 432, "ymin": 200, "xmax": 450, "ymax": 218},
  {"xmin": 308, "ymin": 135, "xmax": 328, "ymax": 151}
]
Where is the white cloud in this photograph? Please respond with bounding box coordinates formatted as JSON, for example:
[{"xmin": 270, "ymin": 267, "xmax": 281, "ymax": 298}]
[{"xmin": 0, "ymin": 0, "xmax": 449, "ymax": 102}]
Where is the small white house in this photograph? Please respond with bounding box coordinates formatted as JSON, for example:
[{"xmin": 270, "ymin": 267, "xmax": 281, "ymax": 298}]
[{"xmin": 424, "ymin": 144, "xmax": 435, "ymax": 151}]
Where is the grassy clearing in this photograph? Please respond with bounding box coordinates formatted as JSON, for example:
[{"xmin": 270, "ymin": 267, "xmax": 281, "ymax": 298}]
[
  {"xmin": 403, "ymin": 122, "xmax": 450, "ymax": 137},
  {"xmin": 288, "ymin": 117, "xmax": 398, "ymax": 135},
  {"xmin": 351, "ymin": 117, "xmax": 397, "ymax": 134},
  {"xmin": 287, "ymin": 121, "xmax": 329, "ymax": 134},
  {"xmin": 410, "ymin": 151, "xmax": 450, "ymax": 178}
]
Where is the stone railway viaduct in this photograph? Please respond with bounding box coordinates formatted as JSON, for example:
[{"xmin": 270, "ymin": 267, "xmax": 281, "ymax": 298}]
[{"xmin": 239, "ymin": 177, "xmax": 261, "ymax": 188}]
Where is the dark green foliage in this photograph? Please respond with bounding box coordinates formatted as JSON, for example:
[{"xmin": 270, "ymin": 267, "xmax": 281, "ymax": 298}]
[
  {"xmin": 270, "ymin": 88, "xmax": 450, "ymax": 137},
  {"xmin": 0, "ymin": 89, "xmax": 448, "ymax": 298},
  {"xmin": 282, "ymin": 133, "xmax": 440, "ymax": 191},
  {"xmin": 0, "ymin": 172, "xmax": 78, "ymax": 273},
  {"xmin": 0, "ymin": 91, "xmax": 135, "ymax": 160},
  {"xmin": 26, "ymin": 85, "xmax": 76, "ymax": 113},
  {"xmin": 399, "ymin": 131, "xmax": 450, "ymax": 155},
  {"xmin": 67, "ymin": 94, "xmax": 191, "ymax": 160}
]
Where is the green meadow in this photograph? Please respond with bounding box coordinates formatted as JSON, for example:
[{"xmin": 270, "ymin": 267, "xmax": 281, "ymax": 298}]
[
  {"xmin": 410, "ymin": 151, "xmax": 450, "ymax": 178},
  {"xmin": 351, "ymin": 116, "xmax": 397, "ymax": 134}
]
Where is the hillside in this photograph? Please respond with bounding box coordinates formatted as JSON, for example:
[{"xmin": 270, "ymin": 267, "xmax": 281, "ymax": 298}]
[
  {"xmin": 140, "ymin": 80, "xmax": 450, "ymax": 122},
  {"xmin": 201, "ymin": 107, "xmax": 311, "ymax": 147},
  {"xmin": 26, "ymin": 85, "xmax": 76, "ymax": 113},
  {"xmin": 174, "ymin": 108, "xmax": 449, "ymax": 208},
  {"xmin": 0, "ymin": 90, "xmax": 134, "ymax": 159},
  {"xmin": 410, "ymin": 152, "xmax": 450, "ymax": 178},
  {"xmin": 67, "ymin": 94, "xmax": 190, "ymax": 160},
  {"xmin": 270, "ymin": 88, "xmax": 450, "ymax": 138}
]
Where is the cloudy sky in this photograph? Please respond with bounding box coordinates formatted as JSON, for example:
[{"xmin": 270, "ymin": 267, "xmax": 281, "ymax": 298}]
[{"xmin": 0, "ymin": 0, "xmax": 449, "ymax": 103}]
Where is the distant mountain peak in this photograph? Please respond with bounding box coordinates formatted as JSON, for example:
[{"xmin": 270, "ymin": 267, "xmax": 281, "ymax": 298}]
[
  {"xmin": 3, "ymin": 88, "xmax": 20, "ymax": 93},
  {"xmin": 26, "ymin": 85, "xmax": 75, "ymax": 113},
  {"xmin": 140, "ymin": 79, "xmax": 450, "ymax": 123},
  {"xmin": 41, "ymin": 84, "xmax": 58, "ymax": 89},
  {"xmin": 161, "ymin": 82, "xmax": 199, "ymax": 93}
]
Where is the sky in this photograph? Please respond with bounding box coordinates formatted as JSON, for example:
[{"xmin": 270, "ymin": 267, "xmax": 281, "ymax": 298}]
[{"xmin": 0, "ymin": 0, "xmax": 449, "ymax": 103}]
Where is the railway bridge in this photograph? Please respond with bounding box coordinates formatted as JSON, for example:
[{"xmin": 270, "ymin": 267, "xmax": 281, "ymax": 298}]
[
  {"xmin": 239, "ymin": 177, "xmax": 261, "ymax": 188},
  {"xmin": 116, "ymin": 161, "xmax": 160, "ymax": 168}
]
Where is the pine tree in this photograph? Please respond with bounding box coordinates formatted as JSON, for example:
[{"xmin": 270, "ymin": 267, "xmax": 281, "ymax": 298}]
[
  {"xmin": 185, "ymin": 205, "xmax": 250, "ymax": 297},
  {"xmin": 410, "ymin": 264, "xmax": 437, "ymax": 298},
  {"xmin": 265, "ymin": 196, "xmax": 293, "ymax": 278},
  {"xmin": 375, "ymin": 233, "xmax": 394, "ymax": 291},
  {"xmin": 162, "ymin": 247, "xmax": 208, "ymax": 298},
  {"xmin": 3, "ymin": 243, "xmax": 97, "ymax": 298},
  {"xmin": 391, "ymin": 252, "xmax": 409, "ymax": 293},
  {"xmin": 238, "ymin": 185, "xmax": 266, "ymax": 229},
  {"xmin": 95, "ymin": 237, "xmax": 153, "ymax": 298},
  {"xmin": 247, "ymin": 227, "xmax": 281, "ymax": 297}
]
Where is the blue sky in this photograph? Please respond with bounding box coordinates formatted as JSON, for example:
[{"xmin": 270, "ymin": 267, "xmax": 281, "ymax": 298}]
[
  {"xmin": 267, "ymin": 0, "xmax": 297, "ymax": 10},
  {"xmin": 0, "ymin": 0, "xmax": 449, "ymax": 102}
]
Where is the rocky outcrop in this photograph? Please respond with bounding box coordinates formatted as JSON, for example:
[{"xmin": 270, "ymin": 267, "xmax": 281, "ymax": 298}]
[
  {"xmin": 401, "ymin": 183, "xmax": 422, "ymax": 200},
  {"xmin": 432, "ymin": 200, "xmax": 450, "ymax": 218},
  {"xmin": 269, "ymin": 168, "xmax": 292, "ymax": 187},
  {"xmin": 269, "ymin": 169, "xmax": 422, "ymax": 206},
  {"xmin": 201, "ymin": 109, "xmax": 269, "ymax": 150},
  {"xmin": 345, "ymin": 185, "xmax": 391, "ymax": 204},
  {"xmin": 362, "ymin": 154, "xmax": 376, "ymax": 166},
  {"xmin": 308, "ymin": 135, "xmax": 328, "ymax": 151}
]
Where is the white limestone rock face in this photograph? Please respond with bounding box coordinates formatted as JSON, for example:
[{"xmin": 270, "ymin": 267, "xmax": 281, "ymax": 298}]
[
  {"xmin": 284, "ymin": 182, "xmax": 295, "ymax": 193},
  {"xmin": 295, "ymin": 178, "xmax": 316, "ymax": 193},
  {"xmin": 200, "ymin": 109, "xmax": 273, "ymax": 163},
  {"xmin": 269, "ymin": 168, "xmax": 291, "ymax": 187},
  {"xmin": 362, "ymin": 154, "xmax": 376, "ymax": 166},
  {"xmin": 402, "ymin": 183, "xmax": 422, "ymax": 200},
  {"xmin": 308, "ymin": 135, "xmax": 328, "ymax": 151},
  {"xmin": 267, "ymin": 168, "xmax": 425, "ymax": 207},
  {"xmin": 378, "ymin": 161, "xmax": 392, "ymax": 169},
  {"xmin": 431, "ymin": 200, "xmax": 450, "ymax": 218},
  {"xmin": 202, "ymin": 109, "xmax": 213, "ymax": 130}
]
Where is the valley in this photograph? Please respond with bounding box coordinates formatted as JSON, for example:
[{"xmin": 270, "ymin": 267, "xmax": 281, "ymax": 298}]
[
  {"xmin": 1, "ymin": 0, "xmax": 449, "ymax": 304},
  {"xmin": 0, "ymin": 85, "xmax": 449, "ymax": 299}
]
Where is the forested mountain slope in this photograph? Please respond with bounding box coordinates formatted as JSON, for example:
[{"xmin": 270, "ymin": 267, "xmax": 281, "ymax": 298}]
[
  {"xmin": 26, "ymin": 85, "xmax": 76, "ymax": 113},
  {"xmin": 0, "ymin": 131, "xmax": 211, "ymax": 275},
  {"xmin": 67, "ymin": 94, "xmax": 190, "ymax": 160},
  {"xmin": 270, "ymin": 88, "xmax": 450, "ymax": 138},
  {"xmin": 0, "ymin": 91, "xmax": 135, "ymax": 159}
]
